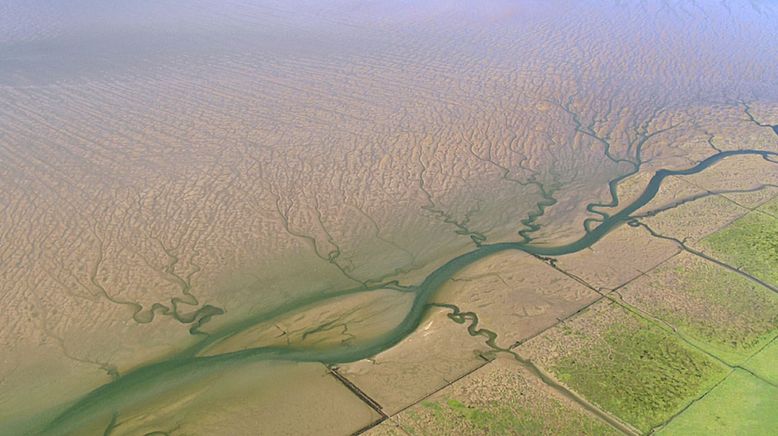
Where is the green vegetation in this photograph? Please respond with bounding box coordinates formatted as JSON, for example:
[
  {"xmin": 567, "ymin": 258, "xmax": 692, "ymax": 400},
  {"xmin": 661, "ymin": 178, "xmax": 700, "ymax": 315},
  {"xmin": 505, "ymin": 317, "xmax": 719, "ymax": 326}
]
[
  {"xmin": 652, "ymin": 261, "xmax": 778, "ymax": 364},
  {"xmin": 397, "ymin": 395, "xmax": 617, "ymax": 435},
  {"xmin": 659, "ymin": 370, "xmax": 778, "ymax": 435},
  {"xmin": 434, "ymin": 398, "xmax": 544, "ymax": 434},
  {"xmin": 702, "ymin": 209, "xmax": 778, "ymax": 287},
  {"xmin": 552, "ymin": 316, "xmax": 728, "ymax": 432},
  {"xmin": 758, "ymin": 197, "xmax": 778, "ymax": 218},
  {"xmin": 744, "ymin": 338, "xmax": 778, "ymax": 385}
]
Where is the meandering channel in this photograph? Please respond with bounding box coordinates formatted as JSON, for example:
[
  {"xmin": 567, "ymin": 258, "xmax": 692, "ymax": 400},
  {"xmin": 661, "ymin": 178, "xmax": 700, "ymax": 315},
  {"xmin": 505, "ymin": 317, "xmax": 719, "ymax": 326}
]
[{"xmin": 42, "ymin": 149, "xmax": 777, "ymax": 434}]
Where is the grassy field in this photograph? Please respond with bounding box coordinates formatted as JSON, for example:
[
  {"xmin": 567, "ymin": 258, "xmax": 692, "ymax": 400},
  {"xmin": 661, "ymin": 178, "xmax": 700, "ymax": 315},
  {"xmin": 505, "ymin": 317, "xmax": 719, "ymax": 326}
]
[
  {"xmin": 668, "ymin": 263, "xmax": 778, "ymax": 363},
  {"xmin": 744, "ymin": 338, "xmax": 778, "ymax": 385},
  {"xmin": 621, "ymin": 254, "xmax": 778, "ymax": 365},
  {"xmin": 372, "ymin": 358, "xmax": 620, "ymax": 436},
  {"xmin": 550, "ymin": 308, "xmax": 728, "ymax": 432},
  {"xmin": 395, "ymin": 396, "xmax": 617, "ymax": 435},
  {"xmin": 701, "ymin": 209, "xmax": 778, "ymax": 287},
  {"xmin": 758, "ymin": 197, "xmax": 778, "ymax": 218},
  {"xmin": 658, "ymin": 369, "xmax": 778, "ymax": 435}
]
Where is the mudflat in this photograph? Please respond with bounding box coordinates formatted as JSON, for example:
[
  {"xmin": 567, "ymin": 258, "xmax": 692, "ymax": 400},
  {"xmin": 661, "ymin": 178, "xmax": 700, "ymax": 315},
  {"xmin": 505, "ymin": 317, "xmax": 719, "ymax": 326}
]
[{"xmin": 1, "ymin": 1, "xmax": 777, "ymax": 434}]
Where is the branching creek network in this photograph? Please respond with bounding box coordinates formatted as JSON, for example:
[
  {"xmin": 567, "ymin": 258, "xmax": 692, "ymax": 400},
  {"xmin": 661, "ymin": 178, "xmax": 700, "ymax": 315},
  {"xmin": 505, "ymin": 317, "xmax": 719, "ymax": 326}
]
[{"xmin": 44, "ymin": 146, "xmax": 778, "ymax": 435}]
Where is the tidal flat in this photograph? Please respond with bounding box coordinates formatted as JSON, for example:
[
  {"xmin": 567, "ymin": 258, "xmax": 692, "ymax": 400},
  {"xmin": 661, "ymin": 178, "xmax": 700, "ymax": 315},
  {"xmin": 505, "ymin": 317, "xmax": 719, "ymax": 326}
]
[{"xmin": 2, "ymin": 1, "xmax": 778, "ymax": 435}]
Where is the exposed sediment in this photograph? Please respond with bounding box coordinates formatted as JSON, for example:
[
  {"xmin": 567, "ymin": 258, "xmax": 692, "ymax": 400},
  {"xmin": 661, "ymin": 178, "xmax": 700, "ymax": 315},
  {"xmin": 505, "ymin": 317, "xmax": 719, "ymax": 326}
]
[{"xmin": 42, "ymin": 149, "xmax": 777, "ymax": 434}]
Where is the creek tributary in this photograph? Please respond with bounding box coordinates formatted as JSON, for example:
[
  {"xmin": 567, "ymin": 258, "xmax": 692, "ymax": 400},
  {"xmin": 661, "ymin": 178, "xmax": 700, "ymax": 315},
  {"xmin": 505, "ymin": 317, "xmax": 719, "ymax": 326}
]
[{"xmin": 43, "ymin": 149, "xmax": 778, "ymax": 434}]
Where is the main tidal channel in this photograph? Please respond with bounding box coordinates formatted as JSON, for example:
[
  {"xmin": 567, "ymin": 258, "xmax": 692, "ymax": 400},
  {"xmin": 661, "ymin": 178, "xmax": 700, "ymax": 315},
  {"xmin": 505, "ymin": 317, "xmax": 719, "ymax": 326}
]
[{"xmin": 44, "ymin": 149, "xmax": 777, "ymax": 434}]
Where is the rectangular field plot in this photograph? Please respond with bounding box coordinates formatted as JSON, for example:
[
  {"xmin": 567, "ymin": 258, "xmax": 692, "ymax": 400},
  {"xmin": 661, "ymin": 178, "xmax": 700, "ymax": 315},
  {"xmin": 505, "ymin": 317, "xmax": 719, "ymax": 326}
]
[
  {"xmin": 658, "ymin": 370, "xmax": 778, "ymax": 436},
  {"xmin": 618, "ymin": 251, "xmax": 778, "ymax": 365},
  {"xmin": 759, "ymin": 196, "xmax": 778, "ymax": 218},
  {"xmin": 744, "ymin": 338, "xmax": 778, "ymax": 385},
  {"xmin": 701, "ymin": 207, "xmax": 778, "ymax": 289},
  {"xmin": 519, "ymin": 300, "xmax": 728, "ymax": 433},
  {"xmin": 367, "ymin": 356, "xmax": 619, "ymax": 436}
]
